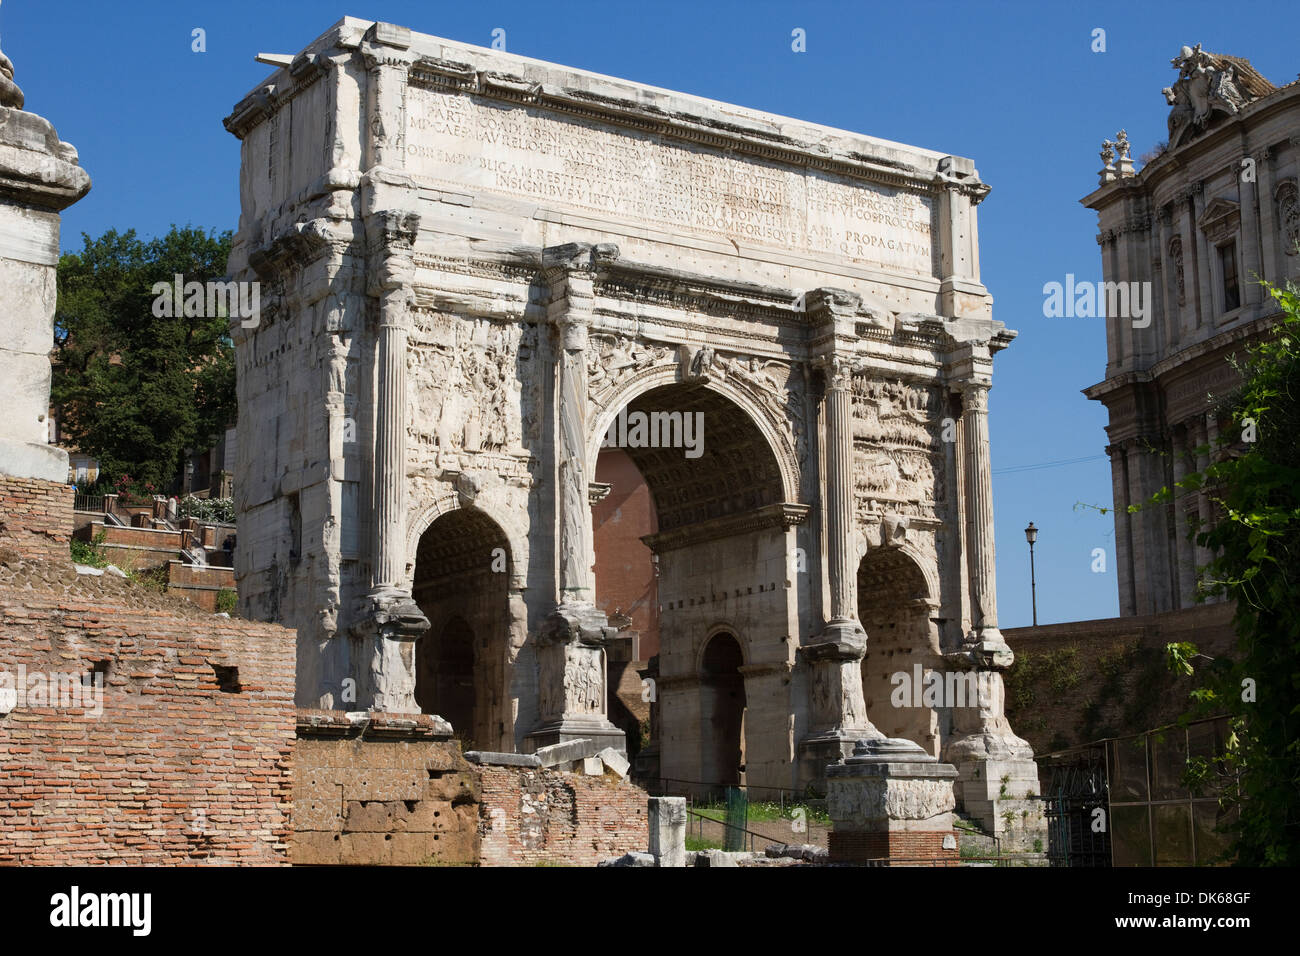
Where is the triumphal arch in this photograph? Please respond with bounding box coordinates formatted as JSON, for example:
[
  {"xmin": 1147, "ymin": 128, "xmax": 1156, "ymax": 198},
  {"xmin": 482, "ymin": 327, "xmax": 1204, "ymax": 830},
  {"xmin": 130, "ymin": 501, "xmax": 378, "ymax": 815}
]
[{"xmin": 223, "ymin": 17, "xmax": 1039, "ymax": 830}]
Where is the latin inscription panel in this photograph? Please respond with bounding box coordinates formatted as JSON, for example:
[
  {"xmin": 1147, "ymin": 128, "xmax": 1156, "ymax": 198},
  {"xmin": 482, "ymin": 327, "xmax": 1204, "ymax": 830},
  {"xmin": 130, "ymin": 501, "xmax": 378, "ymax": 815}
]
[{"xmin": 405, "ymin": 84, "xmax": 937, "ymax": 277}]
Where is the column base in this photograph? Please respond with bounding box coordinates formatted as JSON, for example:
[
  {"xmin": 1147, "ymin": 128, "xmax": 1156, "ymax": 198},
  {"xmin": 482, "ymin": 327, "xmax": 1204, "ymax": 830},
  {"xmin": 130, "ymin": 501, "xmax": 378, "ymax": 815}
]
[
  {"xmin": 522, "ymin": 717, "xmax": 627, "ymax": 756},
  {"xmin": 945, "ymin": 747, "xmax": 1045, "ymax": 850},
  {"xmin": 526, "ymin": 601, "xmax": 626, "ymax": 755},
  {"xmin": 349, "ymin": 586, "xmax": 429, "ymax": 714}
]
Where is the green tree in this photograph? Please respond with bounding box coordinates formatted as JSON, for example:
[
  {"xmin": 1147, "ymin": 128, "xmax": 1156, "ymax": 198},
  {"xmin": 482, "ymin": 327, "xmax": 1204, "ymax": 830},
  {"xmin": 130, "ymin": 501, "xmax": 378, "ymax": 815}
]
[
  {"xmin": 52, "ymin": 225, "xmax": 235, "ymax": 491},
  {"xmin": 1161, "ymin": 281, "xmax": 1300, "ymax": 866}
]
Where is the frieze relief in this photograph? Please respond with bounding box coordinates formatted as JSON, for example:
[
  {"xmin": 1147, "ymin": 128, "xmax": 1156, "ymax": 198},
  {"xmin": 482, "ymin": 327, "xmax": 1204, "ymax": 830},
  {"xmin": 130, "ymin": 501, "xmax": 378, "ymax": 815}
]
[
  {"xmin": 826, "ymin": 777, "xmax": 955, "ymax": 823},
  {"xmin": 585, "ymin": 333, "xmax": 674, "ymax": 407},
  {"xmin": 407, "ymin": 312, "xmax": 535, "ymax": 472}
]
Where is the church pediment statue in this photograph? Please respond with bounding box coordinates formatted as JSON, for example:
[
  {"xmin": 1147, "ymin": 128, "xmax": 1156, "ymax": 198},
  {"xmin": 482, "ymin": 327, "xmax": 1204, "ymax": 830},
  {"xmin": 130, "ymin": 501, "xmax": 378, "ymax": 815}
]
[{"xmin": 1162, "ymin": 44, "xmax": 1272, "ymax": 148}]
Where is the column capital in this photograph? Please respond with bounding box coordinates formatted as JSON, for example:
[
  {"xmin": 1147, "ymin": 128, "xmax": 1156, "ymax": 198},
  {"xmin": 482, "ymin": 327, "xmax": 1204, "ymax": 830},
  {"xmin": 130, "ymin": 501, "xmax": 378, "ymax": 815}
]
[
  {"xmin": 957, "ymin": 380, "xmax": 989, "ymax": 411},
  {"xmin": 364, "ymin": 209, "xmax": 419, "ymax": 300},
  {"xmin": 814, "ymin": 354, "xmax": 856, "ymax": 391},
  {"xmin": 541, "ymin": 242, "xmax": 620, "ymax": 285}
]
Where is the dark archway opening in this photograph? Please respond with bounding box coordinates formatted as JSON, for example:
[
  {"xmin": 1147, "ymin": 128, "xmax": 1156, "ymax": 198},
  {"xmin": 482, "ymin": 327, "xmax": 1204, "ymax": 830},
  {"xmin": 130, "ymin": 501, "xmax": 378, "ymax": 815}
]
[
  {"xmin": 416, "ymin": 615, "xmax": 475, "ymax": 734},
  {"xmin": 700, "ymin": 631, "xmax": 747, "ymax": 791},
  {"xmin": 412, "ymin": 508, "xmax": 511, "ymax": 750}
]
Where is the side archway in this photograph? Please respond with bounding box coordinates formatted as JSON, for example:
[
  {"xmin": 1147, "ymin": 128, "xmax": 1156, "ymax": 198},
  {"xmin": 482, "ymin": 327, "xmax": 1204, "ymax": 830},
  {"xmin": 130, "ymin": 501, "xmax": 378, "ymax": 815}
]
[
  {"xmin": 858, "ymin": 547, "xmax": 942, "ymax": 755},
  {"xmin": 699, "ymin": 629, "xmax": 748, "ymax": 792},
  {"xmin": 410, "ymin": 505, "xmax": 514, "ymax": 751}
]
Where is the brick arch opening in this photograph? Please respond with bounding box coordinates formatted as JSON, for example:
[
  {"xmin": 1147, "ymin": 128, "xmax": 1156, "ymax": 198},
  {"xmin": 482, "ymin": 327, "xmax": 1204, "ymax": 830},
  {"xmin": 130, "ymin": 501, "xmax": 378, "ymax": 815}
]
[
  {"xmin": 859, "ymin": 547, "xmax": 941, "ymax": 755},
  {"xmin": 412, "ymin": 508, "xmax": 512, "ymax": 751}
]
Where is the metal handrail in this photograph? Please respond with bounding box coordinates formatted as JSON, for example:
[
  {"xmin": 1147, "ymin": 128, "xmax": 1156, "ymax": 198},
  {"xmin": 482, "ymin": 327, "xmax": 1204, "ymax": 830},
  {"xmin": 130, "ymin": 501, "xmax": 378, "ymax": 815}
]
[{"xmin": 684, "ymin": 807, "xmax": 771, "ymax": 853}]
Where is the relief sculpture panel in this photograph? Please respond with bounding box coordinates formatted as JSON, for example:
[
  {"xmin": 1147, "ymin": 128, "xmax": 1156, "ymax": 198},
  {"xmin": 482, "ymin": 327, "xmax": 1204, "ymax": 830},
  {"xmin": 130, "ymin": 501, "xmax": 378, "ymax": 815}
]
[
  {"xmin": 851, "ymin": 376, "xmax": 944, "ymax": 519},
  {"xmin": 408, "ymin": 313, "xmax": 535, "ymax": 471}
]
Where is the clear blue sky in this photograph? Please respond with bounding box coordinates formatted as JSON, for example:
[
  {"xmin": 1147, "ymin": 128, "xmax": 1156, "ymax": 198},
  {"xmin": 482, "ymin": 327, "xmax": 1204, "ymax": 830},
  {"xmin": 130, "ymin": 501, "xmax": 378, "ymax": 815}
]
[{"xmin": 5, "ymin": 0, "xmax": 1296, "ymax": 628}]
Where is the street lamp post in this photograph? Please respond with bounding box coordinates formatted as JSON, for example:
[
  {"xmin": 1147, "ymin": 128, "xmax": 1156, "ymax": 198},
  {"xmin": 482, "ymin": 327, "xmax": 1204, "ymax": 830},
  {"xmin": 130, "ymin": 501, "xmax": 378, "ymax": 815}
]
[{"xmin": 1024, "ymin": 521, "xmax": 1038, "ymax": 627}]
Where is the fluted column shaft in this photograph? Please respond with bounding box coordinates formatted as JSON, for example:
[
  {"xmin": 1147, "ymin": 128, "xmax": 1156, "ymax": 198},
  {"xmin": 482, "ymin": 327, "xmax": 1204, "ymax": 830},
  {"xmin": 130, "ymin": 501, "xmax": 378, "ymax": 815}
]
[
  {"xmin": 824, "ymin": 360, "xmax": 857, "ymax": 624},
  {"xmin": 961, "ymin": 383, "xmax": 999, "ymax": 636},
  {"xmin": 555, "ymin": 278, "xmax": 595, "ymax": 602},
  {"xmin": 372, "ymin": 292, "xmax": 407, "ymax": 588}
]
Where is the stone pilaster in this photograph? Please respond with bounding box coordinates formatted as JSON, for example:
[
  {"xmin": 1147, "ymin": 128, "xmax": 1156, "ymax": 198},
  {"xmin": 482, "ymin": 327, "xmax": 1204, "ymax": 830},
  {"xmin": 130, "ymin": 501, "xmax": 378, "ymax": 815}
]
[
  {"xmin": 1107, "ymin": 441, "xmax": 1138, "ymax": 617},
  {"xmin": 0, "ymin": 43, "xmax": 90, "ymax": 485},
  {"xmin": 1240, "ymin": 151, "xmax": 1263, "ymax": 310},
  {"xmin": 1255, "ymin": 147, "xmax": 1280, "ymax": 286},
  {"xmin": 1179, "ymin": 193, "xmax": 1200, "ymax": 336},
  {"xmin": 1191, "ymin": 186, "xmax": 1214, "ymax": 326},
  {"xmin": 936, "ymin": 156, "xmax": 991, "ymax": 319}
]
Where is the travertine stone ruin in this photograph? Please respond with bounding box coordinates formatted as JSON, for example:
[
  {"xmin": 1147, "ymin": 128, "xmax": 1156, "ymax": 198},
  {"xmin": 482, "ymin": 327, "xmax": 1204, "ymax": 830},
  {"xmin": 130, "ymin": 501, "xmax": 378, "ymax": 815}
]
[
  {"xmin": 0, "ymin": 43, "xmax": 90, "ymax": 484},
  {"xmin": 222, "ymin": 17, "xmax": 1040, "ymax": 830}
]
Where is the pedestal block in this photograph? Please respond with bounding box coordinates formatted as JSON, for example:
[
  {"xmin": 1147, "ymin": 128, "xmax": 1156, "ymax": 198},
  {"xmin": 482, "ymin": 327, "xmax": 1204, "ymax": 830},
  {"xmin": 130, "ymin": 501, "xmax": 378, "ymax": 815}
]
[{"xmin": 826, "ymin": 737, "xmax": 959, "ymax": 865}]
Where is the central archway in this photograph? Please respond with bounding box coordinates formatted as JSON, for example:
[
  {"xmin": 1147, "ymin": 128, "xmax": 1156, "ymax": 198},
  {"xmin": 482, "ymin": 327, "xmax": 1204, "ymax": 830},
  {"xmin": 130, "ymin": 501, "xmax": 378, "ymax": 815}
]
[{"xmin": 591, "ymin": 379, "xmax": 796, "ymax": 798}]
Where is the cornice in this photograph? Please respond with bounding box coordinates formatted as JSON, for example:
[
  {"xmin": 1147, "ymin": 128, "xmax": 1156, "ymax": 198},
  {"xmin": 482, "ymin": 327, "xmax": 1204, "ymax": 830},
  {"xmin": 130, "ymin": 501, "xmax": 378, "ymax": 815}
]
[{"xmin": 642, "ymin": 502, "xmax": 809, "ymax": 554}]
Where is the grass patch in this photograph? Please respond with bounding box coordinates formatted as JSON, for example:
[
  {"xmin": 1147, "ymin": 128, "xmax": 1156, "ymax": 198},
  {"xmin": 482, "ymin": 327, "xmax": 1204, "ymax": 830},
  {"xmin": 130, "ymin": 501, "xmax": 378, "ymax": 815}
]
[
  {"xmin": 70, "ymin": 530, "xmax": 109, "ymax": 568},
  {"xmin": 215, "ymin": 588, "xmax": 238, "ymax": 614},
  {"xmin": 686, "ymin": 835, "xmax": 723, "ymax": 851},
  {"xmin": 691, "ymin": 800, "xmax": 829, "ymax": 826},
  {"xmin": 128, "ymin": 565, "xmax": 169, "ymax": 594}
]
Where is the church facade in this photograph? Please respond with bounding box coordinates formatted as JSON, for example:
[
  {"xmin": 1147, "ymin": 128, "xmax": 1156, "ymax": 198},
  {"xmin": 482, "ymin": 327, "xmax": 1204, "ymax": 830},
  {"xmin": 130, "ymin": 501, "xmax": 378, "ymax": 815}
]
[{"xmin": 1083, "ymin": 45, "xmax": 1300, "ymax": 615}]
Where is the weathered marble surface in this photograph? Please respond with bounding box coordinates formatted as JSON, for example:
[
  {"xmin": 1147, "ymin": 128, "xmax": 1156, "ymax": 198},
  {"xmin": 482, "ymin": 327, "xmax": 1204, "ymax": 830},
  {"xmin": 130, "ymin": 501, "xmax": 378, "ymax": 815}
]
[
  {"xmin": 0, "ymin": 45, "xmax": 90, "ymax": 482},
  {"xmin": 222, "ymin": 18, "xmax": 1036, "ymax": 830}
]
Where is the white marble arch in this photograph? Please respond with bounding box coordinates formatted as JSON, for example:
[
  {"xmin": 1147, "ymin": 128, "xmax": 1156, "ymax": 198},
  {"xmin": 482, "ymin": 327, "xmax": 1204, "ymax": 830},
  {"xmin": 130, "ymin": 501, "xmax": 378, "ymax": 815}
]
[
  {"xmin": 584, "ymin": 363, "xmax": 802, "ymax": 505},
  {"xmin": 402, "ymin": 490, "xmax": 529, "ymax": 593},
  {"xmin": 894, "ymin": 542, "xmax": 941, "ymax": 608}
]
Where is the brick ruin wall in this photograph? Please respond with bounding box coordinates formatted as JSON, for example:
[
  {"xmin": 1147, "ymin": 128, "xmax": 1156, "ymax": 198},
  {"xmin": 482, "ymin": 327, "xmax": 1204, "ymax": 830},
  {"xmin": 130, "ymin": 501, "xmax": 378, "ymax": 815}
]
[
  {"xmin": 0, "ymin": 478, "xmax": 296, "ymax": 864},
  {"xmin": 0, "ymin": 475, "xmax": 73, "ymax": 564},
  {"xmin": 293, "ymin": 714, "xmax": 651, "ymax": 866},
  {"xmin": 3, "ymin": 476, "xmax": 653, "ymax": 867},
  {"xmin": 829, "ymin": 830, "xmax": 959, "ymax": 865},
  {"xmin": 292, "ymin": 712, "xmax": 482, "ymax": 865},
  {"xmin": 477, "ymin": 765, "xmax": 649, "ymax": 866},
  {"xmin": 1003, "ymin": 602, "xmax": 1239, "ymax": 756}
]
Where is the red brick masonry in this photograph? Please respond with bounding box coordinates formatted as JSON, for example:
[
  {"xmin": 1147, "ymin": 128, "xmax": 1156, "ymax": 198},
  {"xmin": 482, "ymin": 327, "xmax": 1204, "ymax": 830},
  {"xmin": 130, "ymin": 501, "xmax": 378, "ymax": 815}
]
[
  {"xmin": 0, "ymin": 475, "xmax": 73, "ymax": 564},
  {"xmin": 477, "ymin": 765, "xmax": 649, "ymax": 866},
  {"xmin": 0, "ymin": 480, "xmax": 296, "ymax": 865},
  {"xmin": 828, "ymin": 830, "xmax": 959, "ymax": 866}
]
